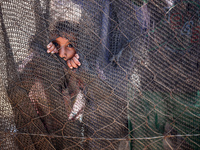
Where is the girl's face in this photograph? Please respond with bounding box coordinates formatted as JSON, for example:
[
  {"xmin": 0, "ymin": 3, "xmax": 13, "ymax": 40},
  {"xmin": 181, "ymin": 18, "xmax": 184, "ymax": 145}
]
[{"xmin": 54, "ymin": 36, "xmax": 76, "ymax": 61}]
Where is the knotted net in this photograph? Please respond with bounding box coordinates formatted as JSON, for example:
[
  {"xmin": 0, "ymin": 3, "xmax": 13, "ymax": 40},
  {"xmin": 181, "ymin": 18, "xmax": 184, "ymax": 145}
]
[{"xmin": 0, "ymin": 0, "xmax": 200, "ymax": 149}]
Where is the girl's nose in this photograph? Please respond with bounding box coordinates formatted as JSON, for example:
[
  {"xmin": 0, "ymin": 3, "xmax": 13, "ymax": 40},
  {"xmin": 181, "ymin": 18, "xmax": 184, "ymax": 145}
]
[{"xmin": 59, "ymin": 47, "xmax": 67, "ymax": 60}]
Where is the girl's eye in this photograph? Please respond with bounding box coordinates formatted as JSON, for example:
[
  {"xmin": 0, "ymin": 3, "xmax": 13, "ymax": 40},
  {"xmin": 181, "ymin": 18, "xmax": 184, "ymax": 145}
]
[{"xmin": 67, "ymin": 44, "xmax": 74, "ymax": 48}]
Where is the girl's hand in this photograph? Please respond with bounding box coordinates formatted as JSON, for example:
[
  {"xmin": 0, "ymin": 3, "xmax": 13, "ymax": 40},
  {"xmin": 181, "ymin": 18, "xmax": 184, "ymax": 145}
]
[
  {"xmin": 67, "ymin": 54, "xmax": 81, "ymax": 69},
  {"xmin": 47, "ymin": 42, "xmax": 58, "ymax": 54}
]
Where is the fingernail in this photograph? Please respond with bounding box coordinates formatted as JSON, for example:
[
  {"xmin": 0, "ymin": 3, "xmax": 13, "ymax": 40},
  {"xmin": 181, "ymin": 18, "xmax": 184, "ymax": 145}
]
[
  {"xmin": 51, "ymin": 51, "xmax": 54, "ymax": 54},
  {"xmin": 47, "ymin": 50, "xmax": 50, "ymax": 53},
  {"xmin": 47, "ymin": 43, "xmax": 51, "ymax": 48},
  {"xmin": 70, "ymin": 67, "xmax": 73, "ymax": 69},
  {"xmin": 78, "ymin": 63, "xmax": 81, "ymax": 66}
]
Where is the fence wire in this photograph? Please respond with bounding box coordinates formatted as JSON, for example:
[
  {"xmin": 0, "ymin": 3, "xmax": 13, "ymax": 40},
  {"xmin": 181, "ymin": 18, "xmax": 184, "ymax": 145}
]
[{"xmin": 0, "ymin": 0, "xmax": 200, "ymax": 149}]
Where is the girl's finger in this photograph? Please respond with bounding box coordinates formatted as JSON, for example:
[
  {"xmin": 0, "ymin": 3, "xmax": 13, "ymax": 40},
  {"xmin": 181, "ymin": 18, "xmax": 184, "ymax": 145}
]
[
  {"xmin": 70, "ymin": 59, "xmax": 78, "ymax": 68},
  {"xmin": 52, "ymin": 48, "xmax": 58, "ymax": 54},
  {"xmin": 67, "ymin": 60, "xmax": 73, "ymax": 69},
  {"xmin": 73, "ymin": 56, "xmax": 81, "ymax": 66},
  {"xmin": 75, "ymin": 54, "xmax": 79, "ymax": 59},
  {"xmin": 47, "ymin": 42, "xmax": 53, "ymax": 49},
  {"xmin": 47, "ymin": 43, "xmax": 55, "ymax": 53}
]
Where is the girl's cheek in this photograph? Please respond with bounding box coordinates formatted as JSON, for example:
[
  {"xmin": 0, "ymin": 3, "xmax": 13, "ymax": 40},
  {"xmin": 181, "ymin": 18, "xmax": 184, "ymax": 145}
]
[{"xmin": 66, "ymin": 48, "xmax": 76, "ymax": 59}]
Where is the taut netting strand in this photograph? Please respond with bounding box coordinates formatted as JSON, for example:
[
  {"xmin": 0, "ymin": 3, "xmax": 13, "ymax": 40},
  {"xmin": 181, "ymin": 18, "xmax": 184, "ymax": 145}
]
[{"xmin": 0, "ymin": 0, "xmax": 200, "ymax": 149}]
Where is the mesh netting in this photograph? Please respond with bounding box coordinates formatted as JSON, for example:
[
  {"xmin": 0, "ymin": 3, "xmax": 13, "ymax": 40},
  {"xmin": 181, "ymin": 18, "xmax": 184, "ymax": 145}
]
[{"xmin": 0, "ymin": 0, "xmax": 200, "ymax": 149}]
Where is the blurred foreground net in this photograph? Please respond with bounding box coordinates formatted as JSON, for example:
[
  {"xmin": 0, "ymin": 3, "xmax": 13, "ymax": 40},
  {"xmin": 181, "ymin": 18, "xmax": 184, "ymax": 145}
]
[{"xmin": 0, "ymin": 0, "xmax": 200, "ymax": 149}]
